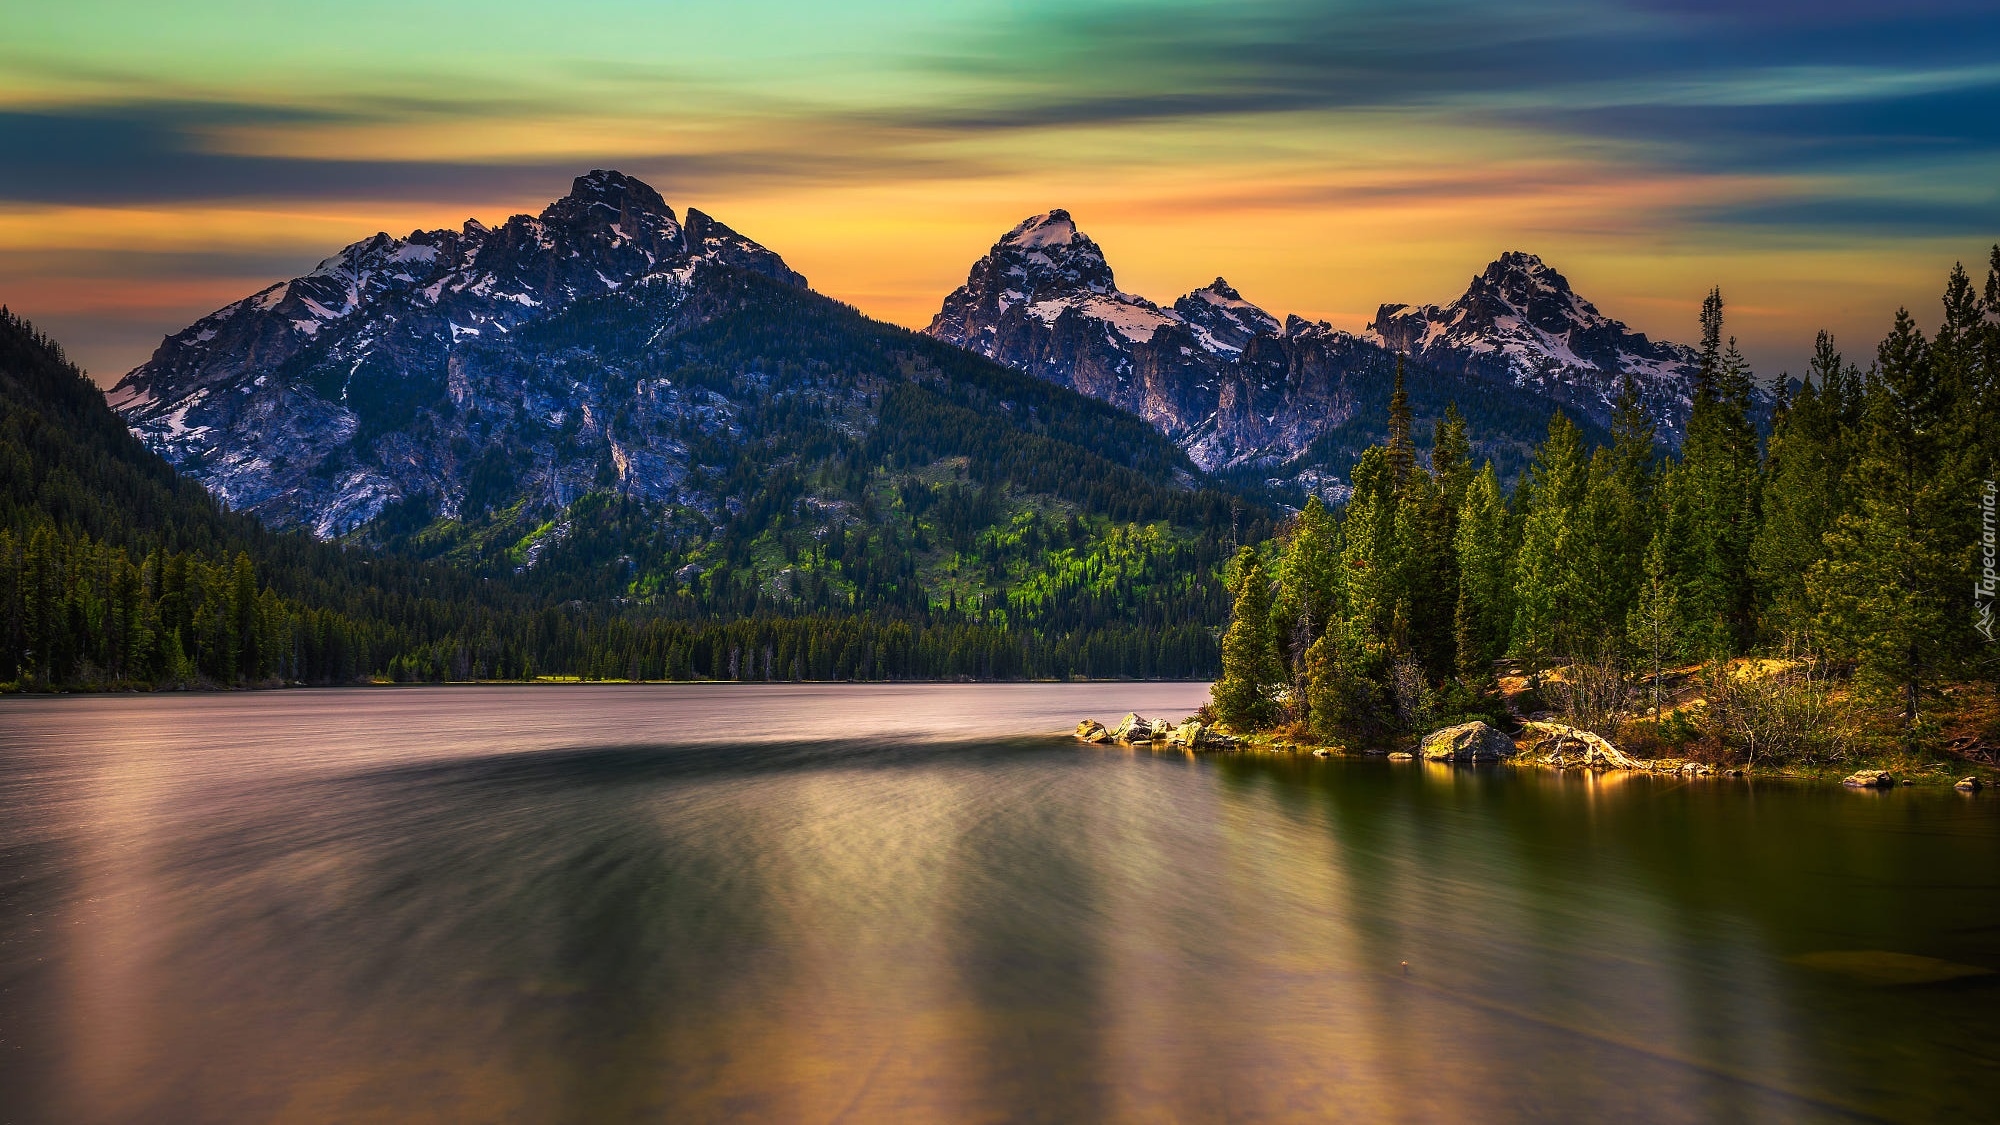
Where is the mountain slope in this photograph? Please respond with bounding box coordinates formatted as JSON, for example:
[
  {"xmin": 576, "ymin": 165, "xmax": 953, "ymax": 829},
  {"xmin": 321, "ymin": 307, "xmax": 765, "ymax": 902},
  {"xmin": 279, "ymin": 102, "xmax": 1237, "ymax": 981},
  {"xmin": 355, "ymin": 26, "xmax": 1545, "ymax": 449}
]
[
  {"xmin": 110, "ymin": 171, "xmax": 807, "ymax": 537},
  {"xmin": 1369, "ymin": 252, "xmax": 1701, "ymax": 442},
  {"xmin": 926, "ymin": 217, "xmax": 1707, "ymax": 493},
  {"xmin": 924, "ymin": 210, "xmax": 1229, "ymax": 438},
  {"xmin": 0, "ymin": 306, "xmax": 517, "ymax": 685},
  {"xmin": 106, "ymin": 174, "xmax": 1258, "ymax": 656}
]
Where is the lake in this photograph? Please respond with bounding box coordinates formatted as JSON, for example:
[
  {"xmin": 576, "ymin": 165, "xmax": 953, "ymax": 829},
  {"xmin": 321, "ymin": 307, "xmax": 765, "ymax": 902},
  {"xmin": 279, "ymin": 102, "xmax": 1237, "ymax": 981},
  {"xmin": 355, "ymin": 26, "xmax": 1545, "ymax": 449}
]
[{"xmin": 2, "ymin": 684, "xmax": 1995, "ymax": 1122}]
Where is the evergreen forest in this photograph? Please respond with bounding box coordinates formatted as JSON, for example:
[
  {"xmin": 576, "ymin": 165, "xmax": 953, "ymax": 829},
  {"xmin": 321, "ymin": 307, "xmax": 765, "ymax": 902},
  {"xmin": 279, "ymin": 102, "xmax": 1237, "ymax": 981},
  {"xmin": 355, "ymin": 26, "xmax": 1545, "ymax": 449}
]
[
  {"xmin": 0, "ymin": 305, "xmax": 1250, "ymax": 688},
  {"xmin": 1212, "ymin": 252, "xmax": 2000, "ymax": 766}
]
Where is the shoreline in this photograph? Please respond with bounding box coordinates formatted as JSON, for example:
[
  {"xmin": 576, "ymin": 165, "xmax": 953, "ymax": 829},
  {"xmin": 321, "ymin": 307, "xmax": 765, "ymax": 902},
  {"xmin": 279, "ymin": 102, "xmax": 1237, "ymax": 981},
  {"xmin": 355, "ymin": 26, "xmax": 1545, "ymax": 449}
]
[
  {"xmin": 1076, "ymin": 716, "xmax": 1996, "ymax": 792},
  {"xmin": 0, "ymin": 675, "xmax": 1220, "ymax": 695}
]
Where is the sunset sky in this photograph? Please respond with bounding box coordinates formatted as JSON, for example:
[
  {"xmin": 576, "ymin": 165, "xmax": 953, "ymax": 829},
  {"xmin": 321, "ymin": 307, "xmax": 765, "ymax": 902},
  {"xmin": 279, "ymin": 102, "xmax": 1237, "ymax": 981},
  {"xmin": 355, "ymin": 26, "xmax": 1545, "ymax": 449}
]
[{"xmin": 5, "ymin": 0, "xmax": 1997, "ymax": 385}]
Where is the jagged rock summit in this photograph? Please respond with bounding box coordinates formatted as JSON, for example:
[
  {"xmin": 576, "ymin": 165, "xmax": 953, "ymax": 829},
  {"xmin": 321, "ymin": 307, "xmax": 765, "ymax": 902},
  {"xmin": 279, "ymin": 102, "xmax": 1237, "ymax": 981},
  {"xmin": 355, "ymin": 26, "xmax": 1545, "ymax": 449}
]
[
  {"xmin": 110, "ymin": 170, "xmax": 806, "ymax": 537},
  {"xmin": 928, "ymin": 219, "xmax": 1714, "ymax": 484},
  {"xmin": 1175, "ymin": 278, "xmax": 1281, "ymax": 355},
  {"xmin": 1369, "ymin": 252, "xmax": 1701, "ymax": 440},
  {"xmin": 926, "ymin": 210, "xmax": 1215, "ymax": 435}
]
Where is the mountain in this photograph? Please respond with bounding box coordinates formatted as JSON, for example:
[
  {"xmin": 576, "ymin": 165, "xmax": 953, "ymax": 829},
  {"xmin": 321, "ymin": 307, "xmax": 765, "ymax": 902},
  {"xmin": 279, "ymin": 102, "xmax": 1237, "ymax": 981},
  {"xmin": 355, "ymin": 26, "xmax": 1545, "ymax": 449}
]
[
  {"xmin": 0, "ymin": 306, "xmax": 517, "ymax": 686},
  {"xmin": 927, "ymin": 217, "xmax": 1702, "ymax": 494},
  {"xmin": 924, "ymin": 210, "xmax": 1229, "ymax": 438},
  {"xmin": 104, "ymin": 173, "xmax": 1255, "ymax": 675},
  {"xmin": 110, "ymin": 171, "xmax": 806, "ymax": 537},
  {"xmin": 1369, "ymin": 251, "xmax": 1700, "ymax": 443}
]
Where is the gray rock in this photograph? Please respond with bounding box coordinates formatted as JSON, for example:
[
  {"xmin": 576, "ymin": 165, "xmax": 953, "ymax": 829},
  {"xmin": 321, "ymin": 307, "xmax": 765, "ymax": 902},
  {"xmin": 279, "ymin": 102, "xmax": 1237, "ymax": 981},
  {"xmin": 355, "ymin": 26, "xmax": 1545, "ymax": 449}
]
[
  {"xmin": 1419, "ymin": 720, "xmax": 1517, "ymax": 762},
  {"xmin": 1109, "ymin": 713, "xmax": 1150, "ymax": 741}
]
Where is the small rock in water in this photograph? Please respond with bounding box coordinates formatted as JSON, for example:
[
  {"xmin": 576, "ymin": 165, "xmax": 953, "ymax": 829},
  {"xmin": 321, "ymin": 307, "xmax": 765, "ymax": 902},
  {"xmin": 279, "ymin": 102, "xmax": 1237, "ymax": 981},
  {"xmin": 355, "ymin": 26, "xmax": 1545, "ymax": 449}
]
[
  {"xmin": 1387, "ymin": 751, "xmax": 1415, "ymax": 761},
  {"xmin": 1074, "ymin": 719, "xmax": 1110, "ymax": 744},
  {"xmin": 1956, "ymin": 776, "xmax": 1983, "ymax": 792},
  {"xmin": 1843, "ymin": 770, "xmax": 1896, "ymax": 789}
]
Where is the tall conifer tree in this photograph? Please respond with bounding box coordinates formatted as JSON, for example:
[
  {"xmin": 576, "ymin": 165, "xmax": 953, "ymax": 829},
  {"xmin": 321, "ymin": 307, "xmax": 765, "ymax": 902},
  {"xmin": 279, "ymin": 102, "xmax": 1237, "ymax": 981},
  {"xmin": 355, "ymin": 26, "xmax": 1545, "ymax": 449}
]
[
  {"xmin": 1214, "ymin": 546, "xmax": 1284, "ymax": 729},
  {"xmin": 1454, "ymin": 463, "xmax": 1512, "ymax": 683},
  {"xmin": 1510, "ymin": 412, "xmax": 1590, "ymax": 666},
  {"xmin": 1385, "ymin": 355, "xmax": 1416, "ymax": 491},
  {"xmin": 1668, "ymin": 291, "xmax": 1761, "ymax": 654},
  {"xmin": 1753, "ymin": 332, "xmax": 1856, "ymax": 647},
  {"xmin": 1813, "ymin": 308, "xmax": 1975, "ymax": 742}
]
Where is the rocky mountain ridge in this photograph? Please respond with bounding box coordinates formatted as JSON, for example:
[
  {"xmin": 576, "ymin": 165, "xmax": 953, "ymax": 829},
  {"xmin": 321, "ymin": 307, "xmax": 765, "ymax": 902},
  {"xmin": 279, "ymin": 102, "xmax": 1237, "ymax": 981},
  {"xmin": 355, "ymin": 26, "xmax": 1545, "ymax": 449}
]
[
  {"xmin": 110, "ymin": 170, "xmax": 806, "ymax": 537},
  {"xmin": 925, "ymin": 216, "xmax": 1714, "ymax": 483},
  {"xmin": 100, "ymin": 170, "xmax": 1248, "ymax": 650},
  {"xmin": 1369, "ymin": 251, "xmax": 1701, "ymax": 443}
]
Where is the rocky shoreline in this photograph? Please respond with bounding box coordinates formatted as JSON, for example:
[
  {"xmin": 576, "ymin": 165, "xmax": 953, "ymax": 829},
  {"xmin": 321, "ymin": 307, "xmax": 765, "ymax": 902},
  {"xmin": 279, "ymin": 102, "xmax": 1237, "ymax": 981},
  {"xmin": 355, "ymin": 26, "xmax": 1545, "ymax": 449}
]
[
  {"xmin": 1074, "ymin": 713, "xmax": 1239, "ymax": 750},
  {"xmin": 1075, "ymin": 714, "xmax": 1989, "ymax": 792}
]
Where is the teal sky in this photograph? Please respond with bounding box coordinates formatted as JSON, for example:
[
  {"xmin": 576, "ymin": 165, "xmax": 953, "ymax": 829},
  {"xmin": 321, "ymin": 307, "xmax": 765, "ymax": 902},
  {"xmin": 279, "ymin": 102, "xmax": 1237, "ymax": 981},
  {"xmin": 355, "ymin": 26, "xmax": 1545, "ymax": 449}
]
[{"xmin": 4, "ymin": 0, "xmax": 1997, "ymax": 381}]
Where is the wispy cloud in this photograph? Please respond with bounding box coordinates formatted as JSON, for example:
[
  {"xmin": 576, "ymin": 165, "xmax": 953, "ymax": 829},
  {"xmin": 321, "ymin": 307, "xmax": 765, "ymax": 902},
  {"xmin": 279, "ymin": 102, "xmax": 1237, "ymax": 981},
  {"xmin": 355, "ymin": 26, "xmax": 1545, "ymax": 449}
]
[{"xmin": 1, "ymin": 0, "xmax": 1995, "ymax": 381}]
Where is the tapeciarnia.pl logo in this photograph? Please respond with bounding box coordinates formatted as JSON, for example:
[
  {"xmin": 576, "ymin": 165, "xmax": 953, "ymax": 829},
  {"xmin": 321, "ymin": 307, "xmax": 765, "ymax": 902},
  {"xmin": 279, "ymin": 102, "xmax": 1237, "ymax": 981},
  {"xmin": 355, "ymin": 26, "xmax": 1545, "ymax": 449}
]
[{"xmin": 1979, "ymin": 478, "xmax": 1997, "ymax": 642}]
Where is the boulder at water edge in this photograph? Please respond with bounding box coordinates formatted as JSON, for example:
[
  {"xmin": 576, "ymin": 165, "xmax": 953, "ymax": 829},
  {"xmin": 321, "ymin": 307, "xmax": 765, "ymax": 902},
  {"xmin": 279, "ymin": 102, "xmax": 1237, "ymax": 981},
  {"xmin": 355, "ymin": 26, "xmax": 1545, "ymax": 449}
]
[
  {"xmin": 1419, "ymin": 721, "xmax": 1517, "ymax": 762},
  {"xmin": 1110, "ymin": 713, "xmax": 1149, "ymax": 741},
  {"xmin": 1075, "ymin": 719, "xmax": 1110, "ymax": 743},
  {"xmin": 1843, "ymin": 770, "xmax": 1896, "ymax": 788},
  {"xmin": 1957, "ymin": 776, "xmax": 1984, "ymax": 792}
]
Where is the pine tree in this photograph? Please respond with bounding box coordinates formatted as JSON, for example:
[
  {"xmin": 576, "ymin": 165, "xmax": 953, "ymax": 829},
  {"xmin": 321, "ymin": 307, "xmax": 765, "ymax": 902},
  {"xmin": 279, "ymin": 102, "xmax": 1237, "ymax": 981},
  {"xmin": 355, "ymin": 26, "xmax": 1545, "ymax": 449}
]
[
  {"xmin": 1431, "ymin": 403, "xmax": 1474, "ymax": 515},
  {"xmin": 1453, "ymin": 463, "xmax": 1512, "ymax": 683},
  {"xmin": 1609, "ymin": 373, "xmax": 1657, "ymax": 561},
  {"xmin": 229, "ymin": 552, "xmax": 258, "ymax": 682},
  {"xmin": 1510, "ymin": 412, "xmax": 1589, "ymax": 667},
  {"xmin": 1576, "ymin": 374, "xmax": 1658, "ymax": 636},
  {"xmin": 1392, "ymin": 462, "xmax": 1456, "ymax": 679},
  {"xmin": 1385, "ymin": 354, "xmax": 1415, "ymax": 491},
  {"xmin": 1213, "ymin": 546, "xmax": 1284, "ymax": 729},
  {"xmin": 1340, "ymin": 447, "xmax": 1401, "ymax": 640},
  {"xmin": 1273, "ymin": 495, "xmax": 1343, "ymax": 705},
  {"xmin": 1696, "ymin": 287, "xmax": 1724, "ymax": 398},
  {"xmin": 22, "ymin": 525, "xmax": 57, "ymax": 683},
  {"xmin": 0, "ymin": 529, "xmax": 19, "ymax": 681},
  {"xmin": 1627, "ymin": 531, "xmax": 1681, "ymax": 721},
  {"xmin": 1669, "ymin": 292, "xmax": 1762, "ymax": 654},
  {"xmin": 1813, "ymin": 308, "xmax": 1975, "ymax": 744},
  {"xmin": 1304, "ymin": 621, "xmax": 1389, "ymax": 746},
  {"xmin": 1753, "ymin": 331, "xmax": 1856, "ymax": 646}
]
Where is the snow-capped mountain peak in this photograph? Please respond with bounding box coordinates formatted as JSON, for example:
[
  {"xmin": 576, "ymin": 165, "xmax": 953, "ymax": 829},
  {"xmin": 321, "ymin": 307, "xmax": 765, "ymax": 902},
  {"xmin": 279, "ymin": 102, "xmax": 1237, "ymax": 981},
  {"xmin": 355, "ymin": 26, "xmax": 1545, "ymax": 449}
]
[
  {"xmin": 927, "ymin": 209, "xmax": 1244, "ymax": 436},
  {"xmin": 109, "ymin": 171, "xmax": 806, "ymax": 537},
  {"xmin": 1002, "ymin": 209, "xmax": 1081, "ymax": 250},
  {"xmin": 1370, "ymin": 251, "xmax": 1703, "ymax": 440},
  {"xmin": 1174, "ymin": 278, "xmax": 1280, "ymax": 355}
]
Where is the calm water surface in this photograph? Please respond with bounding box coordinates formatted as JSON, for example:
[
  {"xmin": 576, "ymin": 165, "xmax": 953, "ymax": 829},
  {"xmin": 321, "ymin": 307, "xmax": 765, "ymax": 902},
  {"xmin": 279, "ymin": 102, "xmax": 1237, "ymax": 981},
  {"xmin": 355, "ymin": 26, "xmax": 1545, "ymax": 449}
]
[{"xmin": 1, "ymin": 684, "xmax": 1996, "ymax": 1122}]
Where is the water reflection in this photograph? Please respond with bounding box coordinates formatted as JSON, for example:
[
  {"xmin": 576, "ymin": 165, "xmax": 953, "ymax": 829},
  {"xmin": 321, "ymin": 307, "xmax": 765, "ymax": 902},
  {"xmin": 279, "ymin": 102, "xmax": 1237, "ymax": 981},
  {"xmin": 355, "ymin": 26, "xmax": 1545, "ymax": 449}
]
[{"xmin": 1, "ymin": 686, "xmax": 1995, "ymax": 1121}]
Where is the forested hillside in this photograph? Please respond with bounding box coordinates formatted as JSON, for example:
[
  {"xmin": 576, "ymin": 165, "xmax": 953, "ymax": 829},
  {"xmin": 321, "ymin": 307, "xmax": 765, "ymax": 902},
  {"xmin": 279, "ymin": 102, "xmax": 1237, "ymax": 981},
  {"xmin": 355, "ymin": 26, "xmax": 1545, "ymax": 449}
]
[
  {"xmin": 1212, "ymin": 253, "xmax": 2000, "ymax": 764},
  {"xmin": 0, "ymin": 303, "xmax": 1256, "ymax": 688}
]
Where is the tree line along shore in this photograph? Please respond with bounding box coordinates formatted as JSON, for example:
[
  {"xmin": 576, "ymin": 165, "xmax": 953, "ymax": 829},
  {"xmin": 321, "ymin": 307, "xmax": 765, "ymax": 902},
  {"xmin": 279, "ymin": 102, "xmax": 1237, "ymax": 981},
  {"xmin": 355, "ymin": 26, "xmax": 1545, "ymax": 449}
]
[{"xmin": 1195, "ymin": 255, "xmax": 2000, "ymax": 786}]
